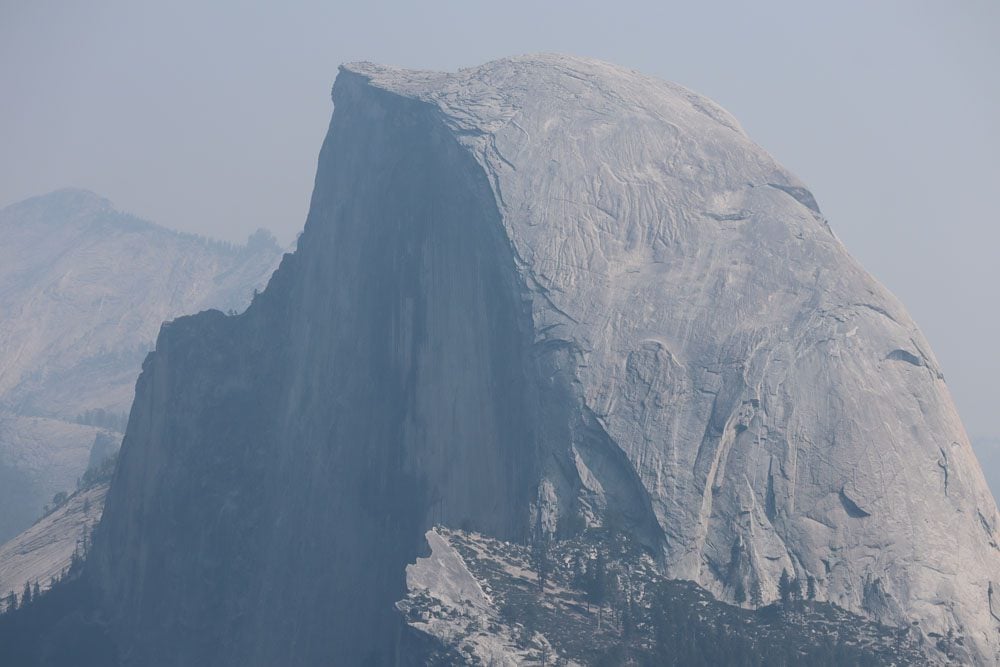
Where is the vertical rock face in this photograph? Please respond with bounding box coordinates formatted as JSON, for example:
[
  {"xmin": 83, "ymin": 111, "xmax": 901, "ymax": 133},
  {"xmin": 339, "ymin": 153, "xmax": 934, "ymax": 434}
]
[
  {"xmin": 92, "ymin": 74, "xmax": 543, "ymax": 666},
  {"xmin": 91, "ymin": 55, "xmax": 1000, "ymax": 663}
]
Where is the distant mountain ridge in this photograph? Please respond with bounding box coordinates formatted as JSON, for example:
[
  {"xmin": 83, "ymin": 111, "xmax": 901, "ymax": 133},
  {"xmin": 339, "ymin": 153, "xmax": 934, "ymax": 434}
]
[{"xmin": 0, "ymin": 189, "xmax": 283, "ymax": 541}]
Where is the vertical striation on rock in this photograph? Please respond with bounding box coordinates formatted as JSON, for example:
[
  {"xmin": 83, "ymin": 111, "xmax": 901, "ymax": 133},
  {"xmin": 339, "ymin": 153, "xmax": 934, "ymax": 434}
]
[
  {"xmin": 92, "ymin": 70, "xmax": 545, "ymax": 666},
  {"xmin": 89, "ymin": 55, "xmax": 1000, "ymax": 663}
]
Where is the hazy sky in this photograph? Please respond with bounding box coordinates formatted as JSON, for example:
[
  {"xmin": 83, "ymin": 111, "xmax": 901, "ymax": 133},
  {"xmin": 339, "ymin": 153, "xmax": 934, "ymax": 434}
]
[{"xmin": 1, "ymin": 1, "xmax": 998, "ymax": 437}]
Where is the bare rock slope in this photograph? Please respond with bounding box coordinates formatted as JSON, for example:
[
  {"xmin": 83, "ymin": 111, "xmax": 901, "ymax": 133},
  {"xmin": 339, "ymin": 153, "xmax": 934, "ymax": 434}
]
[
  {"xmin": 90, "ymin": 55, "xmax": 1000, "ymax": 663},
  {"xmin": 0, "ymin": 483, "xmax": 107, "ymax": 602}
]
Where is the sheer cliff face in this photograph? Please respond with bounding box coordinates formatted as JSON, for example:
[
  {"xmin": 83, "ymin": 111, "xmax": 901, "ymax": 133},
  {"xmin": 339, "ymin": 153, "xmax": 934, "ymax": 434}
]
[
  {"xmin": 92, "ymin": 73, "xmax": 541, "ymax": 666},
  {"xmin": 92, "ymin": 55, "xmax": 1000, "ymax": 663}
]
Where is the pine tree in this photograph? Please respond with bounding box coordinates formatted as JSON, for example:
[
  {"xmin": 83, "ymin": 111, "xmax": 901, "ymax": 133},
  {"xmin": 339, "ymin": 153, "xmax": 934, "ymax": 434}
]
[
  {"xmin": 575, "ymin": 557, "xmax": 592, "ymax": 612},
  {"xmin": 779, "ymin": 569, "xmax": 791, "ymax": 602},
  {"xmin": 586, "ymin": 554, "xmax": 608, "ymax": 627},
  {"xmin": 622, "ymin": 593, "xmax": 636, "ymax": 638},
  {"xmin": 734, "ymin": 581, "xmax": 747, "ymax": 604},
  {"xmin": 806, "ymin": 575, "xmax": 817, "ymax": 601},
  {"xmin": 790, "ymin": 576, "xmax": 802, "ymax": 601},
  {"xmin": 572, "ymin": 555, "xmax": 586, "ymax": 592},
  {"xmin": 21, "ymin": 580, "xmax": 32, "ymax": 607},
  {"xmin": 70, "ymin": 542, "xmax": 81, "ymax": 570},
  {"xmin": 749, "ymin": 578, "xmax": 763, "ymax": 608},
  {"xmin": 531, "ymin": 538, "xmax": 551, "ymax": 592},
  {"xmin": 32, "ymin": 581, "xmax": 40, "ymax": 601}
]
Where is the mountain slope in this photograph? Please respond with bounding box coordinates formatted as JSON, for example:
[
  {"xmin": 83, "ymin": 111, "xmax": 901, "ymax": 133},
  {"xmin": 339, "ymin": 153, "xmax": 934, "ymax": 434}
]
[
  {"xmin": 0, "ymin": 417, "xmax": 103, "ymax": 541},
  {"xmin": 0, "ymin": 483, "xmax": 107, "ymax": 603},
  {"xmin": 83, "ymin": 55, "xmax": 1000, "ymax": 664},
  {"xmin": 0, "ymin": 189, "xmax": 283, "ymax": 540}
]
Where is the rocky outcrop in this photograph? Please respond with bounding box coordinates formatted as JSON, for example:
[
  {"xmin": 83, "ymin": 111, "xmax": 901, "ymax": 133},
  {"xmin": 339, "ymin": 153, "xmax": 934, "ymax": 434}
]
[
  {"xmin": 89, "ymin": 55, "xmax": 1000, "ymax": 663},
  {"xmin": 0, "ymin": 189, "xmax": 282, "ymax": 540},
  {"xmin": 398, "ymin": 527, "xmax": 933, "ymax": 665}
]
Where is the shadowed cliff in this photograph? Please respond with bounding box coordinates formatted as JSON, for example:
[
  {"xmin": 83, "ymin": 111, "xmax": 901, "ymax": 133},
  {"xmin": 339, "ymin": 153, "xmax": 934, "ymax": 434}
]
[{"xmin": 89, "ymin": 69, "xmax": 549, "ymax": 666}]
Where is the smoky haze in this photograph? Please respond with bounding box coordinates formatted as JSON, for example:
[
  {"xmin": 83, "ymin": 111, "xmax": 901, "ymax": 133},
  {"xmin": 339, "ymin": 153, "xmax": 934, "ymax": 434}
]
[{"xmin": 0, "ymin": 0, "xmax": 998, "ymax": 441}]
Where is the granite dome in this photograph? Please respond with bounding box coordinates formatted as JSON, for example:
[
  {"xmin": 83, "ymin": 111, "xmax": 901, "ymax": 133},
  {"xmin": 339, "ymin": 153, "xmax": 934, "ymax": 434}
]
[{"xmin": 89, "ymin": 55, "xmax": 1000, "ymax": 664}]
